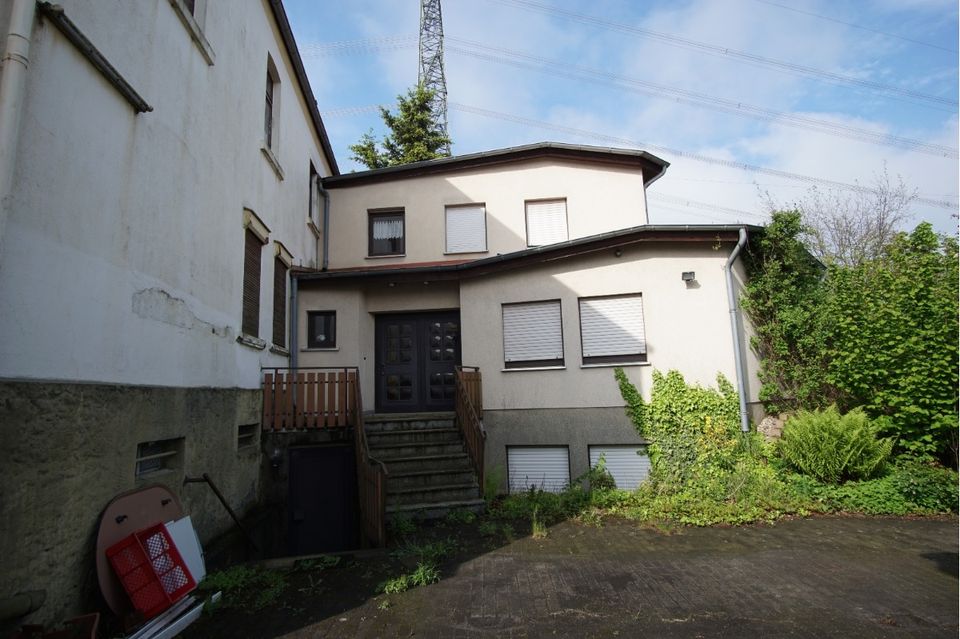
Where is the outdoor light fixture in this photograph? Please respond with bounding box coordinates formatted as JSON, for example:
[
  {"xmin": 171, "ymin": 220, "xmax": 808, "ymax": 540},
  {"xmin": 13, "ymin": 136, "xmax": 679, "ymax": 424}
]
[
  {"xmin": 682, "ymin": 271, "xmax": 696, "ymax": 282},
  {"xmin": 270, "ymin": 447, "xmax": 283, "ymax": 470},
  {"xmin": 614, "ymin": 248, "xmax": 623, "ymax": 257}
]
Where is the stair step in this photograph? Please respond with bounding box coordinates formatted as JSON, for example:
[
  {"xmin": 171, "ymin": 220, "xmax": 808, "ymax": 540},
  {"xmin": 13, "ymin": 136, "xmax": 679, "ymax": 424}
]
[
  {"xmin": 380, "ymin": 453, "xmax": 473, "ymax": 474},
  {"xmin": 389, "ymin": 469, "xmax": 477, "ymax": 489},
  {"xmin": 387, "ymin": 498, "xmax": 486, "ymax": 520},
  {"xmin": 387, "ymin": 483, "xmax": 480, "ymax": 506},
  {"xmin": 367, "ymin": 428, "xmax": 461, "ymax": 446},
  {"xmin": 365, "ymin": 414, "xmax": 455, "ymax": 432},
  {"xmin": 369, "ymin": 442, "xmax": 464, "ymax": 460}
]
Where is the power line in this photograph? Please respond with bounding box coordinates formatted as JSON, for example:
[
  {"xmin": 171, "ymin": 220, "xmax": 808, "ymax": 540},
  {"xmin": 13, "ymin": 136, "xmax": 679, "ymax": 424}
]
[
  {"xmin": 302, "ymin": 36, "xmax": 958, "ymax": 157},
  {"xmin": 484, "ymin": 0, "xmax": 958, "ymax": 108},
  {"xmin": 446, "ymin": 102, "xmax": 958, "ymax": 211},
  {"xmin": 649, "ymin": 193, "xmax": 767, "ymax": 220},
  {"xmin": 444, "ymin": 37, "xmax": 958, "ymax": 158},
  {"xmin": 748, "ymin": 0, "xmax": 958, "ymax": 54}
]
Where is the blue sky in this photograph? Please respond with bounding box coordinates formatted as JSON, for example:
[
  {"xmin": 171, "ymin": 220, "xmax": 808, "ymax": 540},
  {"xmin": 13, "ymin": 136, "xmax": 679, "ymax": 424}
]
[{"xmin": 285, "ymin": 0, "xmax": 958, "ymax": 233}]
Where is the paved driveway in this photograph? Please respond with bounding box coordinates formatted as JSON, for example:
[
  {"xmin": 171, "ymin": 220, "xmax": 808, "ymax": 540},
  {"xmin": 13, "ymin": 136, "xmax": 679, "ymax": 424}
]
[{"xmin": 203, "ymin": 516, "xmax": 959, "ymax": 638}]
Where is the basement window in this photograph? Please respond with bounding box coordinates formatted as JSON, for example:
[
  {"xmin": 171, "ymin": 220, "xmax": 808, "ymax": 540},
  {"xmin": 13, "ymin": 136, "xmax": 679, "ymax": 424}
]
[
  {"xmin": 237, "ymin": 423, "xmax": 258, "ymax": 450},
  {"xmin": 135, "ymin": 438, "xmax": 184, "ymax": 479}
]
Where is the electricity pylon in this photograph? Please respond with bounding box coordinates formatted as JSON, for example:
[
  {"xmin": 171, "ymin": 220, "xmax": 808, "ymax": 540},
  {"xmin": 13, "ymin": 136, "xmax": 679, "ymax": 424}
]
[{"xmin": 418, "ymin": 0, "xmax": 450, "ymax": 155}]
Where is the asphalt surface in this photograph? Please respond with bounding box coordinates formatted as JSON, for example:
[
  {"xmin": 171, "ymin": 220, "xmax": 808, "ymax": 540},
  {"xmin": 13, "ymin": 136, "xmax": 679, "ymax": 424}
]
[{"xmin": 195, "ymin": 515, "xmax": 960, "ymax": 638}]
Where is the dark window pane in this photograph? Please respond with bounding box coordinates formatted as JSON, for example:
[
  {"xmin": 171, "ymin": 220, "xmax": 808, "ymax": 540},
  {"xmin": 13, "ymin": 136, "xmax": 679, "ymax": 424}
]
[{"xmin": 306, "ymin": 311, "xmax": 336, "ymax": 348}]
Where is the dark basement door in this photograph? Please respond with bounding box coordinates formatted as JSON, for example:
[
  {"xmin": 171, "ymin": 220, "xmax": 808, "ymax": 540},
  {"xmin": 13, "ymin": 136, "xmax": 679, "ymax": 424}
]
[{"xmin": 374, "ymin": 312, "xmax": 461, "ymax": 413}]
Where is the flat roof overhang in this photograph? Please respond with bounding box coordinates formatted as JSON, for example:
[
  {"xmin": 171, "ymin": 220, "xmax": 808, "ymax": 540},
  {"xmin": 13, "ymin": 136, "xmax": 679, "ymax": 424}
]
[{"xmin": 294, "ymin": 224, "xmax": 762, "ymax": 285}]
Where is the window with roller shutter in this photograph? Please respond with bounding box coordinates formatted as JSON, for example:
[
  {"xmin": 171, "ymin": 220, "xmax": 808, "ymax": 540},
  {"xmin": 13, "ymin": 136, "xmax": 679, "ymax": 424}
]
[
  {"xmin": 242, "ymin": 229, "xmax": 263, "ymax": 337},
  {"xmin": 445, "ymin": 204, "xmax": 487, "ymax": 254},
  {"xmin": 272, "ymin": 256, "xmax": 287, "ymax": 347},
  {"xmin": 578, "ymin": 294, "xmax": 647, "ymax": 365},
  {"xmin": 525, "ymin": 199, "xmax": 568, "ymax": 247},
  {"xmin": 502, "ymin": 300, "xmax": 564, "ymax": 369},
  {"xmin": 508, "ymin": 447, "xmax": 570, "ymax": 494}
]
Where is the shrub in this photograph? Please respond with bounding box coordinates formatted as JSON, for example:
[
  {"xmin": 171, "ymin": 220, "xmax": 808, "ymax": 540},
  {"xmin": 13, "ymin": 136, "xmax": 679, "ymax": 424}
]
[
  {"xmin": 778, "ymin": 406, "xmax": 893, "ymax": 483},
  {"xmin": 890, "ymin": 459, "xmax": 959, "ymax": 512}
]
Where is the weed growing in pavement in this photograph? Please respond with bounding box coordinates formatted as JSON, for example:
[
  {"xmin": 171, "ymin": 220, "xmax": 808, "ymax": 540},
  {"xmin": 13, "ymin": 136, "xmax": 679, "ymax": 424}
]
[
  {"xmin": 409, "ymin": 561, "xmax": 440, "ymax": 587},
  {"xmin": 199, "ymin": 565, "xmax": 287, "ymax": 612},
  {"xmin": 443, "ymin": 509, "xmax": 477, "ymax": 525},
  {"xmin": 378, "ymin": 599, "xmax": 392, "ymax": 611},
  {"xmin": 388, "ymin": 514, "xmax": 418, "ymax": 539},
  {"xmin": 379, "ymin": 574, "xmax": 410, "ymax": 594},
  {"xmin": 531, "ymin": 507, "xmax": 547, "ymax": 539}
]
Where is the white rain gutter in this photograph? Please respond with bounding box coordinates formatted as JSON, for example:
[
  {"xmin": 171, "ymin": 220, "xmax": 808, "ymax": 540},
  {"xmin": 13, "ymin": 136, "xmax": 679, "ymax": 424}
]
[
  {"xmin": 0, "ymin": 0, "xmax": 36, "ymax": 257},
  {"xmin": 725, "ymin": 227, "xmax": 751, "ymax": 432}
]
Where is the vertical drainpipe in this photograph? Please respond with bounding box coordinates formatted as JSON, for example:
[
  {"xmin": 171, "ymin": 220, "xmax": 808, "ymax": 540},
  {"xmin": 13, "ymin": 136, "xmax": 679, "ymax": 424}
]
[
  {"xmin": 289, "ymin": 274, "xmax": 298, "ymax": 370},
  {"xmin": 319, "ymin": 182, "xmax": 330, "ymax": 270},
  {"xmin": 0, "ymin": 0, "xmax": 37, "ymax": 256},
  {"xmin": 725, "ymin": 227, "xmax": 750, "ymax": 433}
]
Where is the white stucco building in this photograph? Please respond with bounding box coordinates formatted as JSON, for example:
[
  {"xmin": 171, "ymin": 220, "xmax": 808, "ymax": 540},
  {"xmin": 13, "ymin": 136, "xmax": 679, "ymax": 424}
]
[
  {"xmin": 0, "ymin": 0, "xmax": 761, "ymax": 627},
  {"xmin": 0, "ymin": 0, "xmax": 337, "ymax": 624}
]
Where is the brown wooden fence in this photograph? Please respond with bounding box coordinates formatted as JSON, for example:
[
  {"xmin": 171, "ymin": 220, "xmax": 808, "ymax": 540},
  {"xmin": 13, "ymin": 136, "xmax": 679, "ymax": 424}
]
[
  {"xmin": 262, "ymin": 368, "xmax": 355, "ymax": 431},
  {"xmin": 454, "ymin": 366, "xmax": 486, "ymax": 487},
  {"xmin": 261, "ymin": 367, "xmax": 387, "ymax": 547}
]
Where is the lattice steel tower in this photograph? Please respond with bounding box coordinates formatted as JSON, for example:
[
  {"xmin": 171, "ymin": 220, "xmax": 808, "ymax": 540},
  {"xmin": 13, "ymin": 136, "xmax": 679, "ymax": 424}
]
[{"xmin": 418, "ymin": 0, "xmax": 450, "ymax": 155}]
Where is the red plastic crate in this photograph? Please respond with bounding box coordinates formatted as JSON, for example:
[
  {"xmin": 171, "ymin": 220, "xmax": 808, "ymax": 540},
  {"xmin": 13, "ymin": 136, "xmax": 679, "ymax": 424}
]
[{"xmin": 106, "ymin": 523, "xmax": 196, "ymax": 620}]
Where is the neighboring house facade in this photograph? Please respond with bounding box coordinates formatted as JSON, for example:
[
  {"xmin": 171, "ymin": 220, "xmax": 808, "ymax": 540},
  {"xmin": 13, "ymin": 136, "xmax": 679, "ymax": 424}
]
[
  {"xmin": 296, "ymin": 144, "xmax": 762, "ymax": 494},
  {"xmin": 0, "ymin": 0, "xmax": 337, "ymax": 623}
]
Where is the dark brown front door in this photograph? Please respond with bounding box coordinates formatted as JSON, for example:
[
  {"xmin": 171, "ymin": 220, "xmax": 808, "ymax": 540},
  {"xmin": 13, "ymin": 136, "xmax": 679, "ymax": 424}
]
[{"xmin": 375, "ymin": 312, "xmax": 461, "ymax": 413}]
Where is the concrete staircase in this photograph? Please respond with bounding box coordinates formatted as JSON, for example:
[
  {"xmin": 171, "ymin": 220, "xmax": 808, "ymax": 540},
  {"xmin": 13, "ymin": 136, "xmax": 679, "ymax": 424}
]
[{"xmin": 365, "ymin": 412, "xmax": 485, "ymax": 520}]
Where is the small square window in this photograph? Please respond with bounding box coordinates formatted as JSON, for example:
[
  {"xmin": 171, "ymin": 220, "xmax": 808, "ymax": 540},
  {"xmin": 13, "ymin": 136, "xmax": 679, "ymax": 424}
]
[
  {"xmin": 237, "ymin": 423, "xmax": 258, "ymax": 450},
  {"xmin": 368, "ymin": 210, "xmax": 404, "ymax": 256},
  {"xmin": 307, "ymin": 311, "xmax": 336, "ymax": 349},
  {"xmin": 135, "ymin": 438, "xmax": 183, "ymax": 479}
]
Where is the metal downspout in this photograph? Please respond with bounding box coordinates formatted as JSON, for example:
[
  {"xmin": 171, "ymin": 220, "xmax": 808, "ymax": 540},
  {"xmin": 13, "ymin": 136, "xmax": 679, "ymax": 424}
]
[
  {"xmin": 289, "ymin": 274, "xmax": 298, "ymax": 369},
  {"xmin": 0, "ymin": 0, "xmax": 37, "ymax": 258},
  {"xmin": 319, "ymin": 183, "xmax": 330, "ymax": 270},
  {"xmin": 725, "ymin": 227, "xmax": 750, "ymax": 433}
]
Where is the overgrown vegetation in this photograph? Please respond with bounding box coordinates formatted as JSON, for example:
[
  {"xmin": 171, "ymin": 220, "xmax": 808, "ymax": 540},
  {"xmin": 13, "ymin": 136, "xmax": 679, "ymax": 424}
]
[
  {"xmin": 199, "ymin": 565, "xmax": 287, "ymax": 612},
  {"xmin": 743, "ymin": 212, "xmax": 958, "ymax": 461},
  {"xmin": 778, "ymin": 406, "xmax": 893, "ymax": 483}
]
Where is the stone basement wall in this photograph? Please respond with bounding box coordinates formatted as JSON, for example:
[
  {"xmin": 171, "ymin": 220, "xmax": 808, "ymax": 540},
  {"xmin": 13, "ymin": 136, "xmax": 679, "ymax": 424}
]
[{"xmin": 0, "ymin": 381, "xmax": 262, "ymax": 627}]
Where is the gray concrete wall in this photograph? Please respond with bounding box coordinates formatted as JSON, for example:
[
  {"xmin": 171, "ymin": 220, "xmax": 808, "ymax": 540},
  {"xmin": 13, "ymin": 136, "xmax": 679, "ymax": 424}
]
[
  {"xmin": 483, "ymin": 407, "xmax": 644, "ymax": 493},
  {"xmin": 0, "ymin": 381, "xmax": 262, "ymax": 625}
]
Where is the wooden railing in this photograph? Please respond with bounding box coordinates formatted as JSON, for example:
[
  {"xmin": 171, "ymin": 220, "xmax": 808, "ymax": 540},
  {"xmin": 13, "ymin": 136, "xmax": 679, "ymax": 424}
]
[
  {"xmin": 454, "ymin": 366, "xmax": 486, "ymax": 487},
  {"xmin": 352, "ymin": 376, "xmax": 387, "ymax": 548},
  {"xmin": 261, "ymin": 367, "xmax": 386, "ymax": 547},
  {"xmin": 262, "ymin": 367, "xmax": 355, "ymax": 431}
]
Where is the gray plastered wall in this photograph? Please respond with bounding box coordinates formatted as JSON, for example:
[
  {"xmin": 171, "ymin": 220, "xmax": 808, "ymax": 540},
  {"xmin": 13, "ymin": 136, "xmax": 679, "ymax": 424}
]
[
  {"xmin": 483, "ymin": 405, "xmax": 644, "ymax": 492},
  {"xmin": 0, "ymin": 381, "xmax": 261, "ymax": 625}
]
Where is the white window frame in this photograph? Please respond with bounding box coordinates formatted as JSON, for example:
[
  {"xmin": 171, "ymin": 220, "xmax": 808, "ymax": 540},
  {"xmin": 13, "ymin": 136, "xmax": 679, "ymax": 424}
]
[
  {"xmin": 525, "ymin": 198, "xmax": 568, "ymax": 247},
  {"xmin": 444, "ymin": 204, "xmax": 487, "ymax": 254},
  {"xmin": 502, "ymin": 299, "xmax": 564, "ymax": 369},
  {"xmin": 578, "ymin": 293, "xmax": 647, "ymax": 366},
  {"xmin": 168, "ymin": 0, "xmax": 215, "ymax": 65}
]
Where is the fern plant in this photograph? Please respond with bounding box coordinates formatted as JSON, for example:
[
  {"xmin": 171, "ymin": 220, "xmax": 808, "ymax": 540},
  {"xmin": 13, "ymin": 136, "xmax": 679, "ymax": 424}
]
[{"xmin": 778, "ymin": 406, "xmax": 893, "ymax": 483}]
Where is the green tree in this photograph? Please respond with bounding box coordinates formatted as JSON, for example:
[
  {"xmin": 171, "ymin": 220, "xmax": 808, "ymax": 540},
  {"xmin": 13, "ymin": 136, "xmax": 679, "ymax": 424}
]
[
  {"xmin": 824, "ymin": 223, "xmax": 958, "ymax": 458},
  {"xmin": 349, "ymin": 84, "xmax": 451, "ymax": 169},
  {"xmin": 741, "ymin": 211, "xmax": 835, "ymax": 412}
]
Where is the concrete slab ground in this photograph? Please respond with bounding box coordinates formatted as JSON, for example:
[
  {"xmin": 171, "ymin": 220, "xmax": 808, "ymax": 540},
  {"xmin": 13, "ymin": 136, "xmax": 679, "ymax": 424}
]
[{"xmin": 190, "ymin": 515, "xmax": 959, "ymax": 638}]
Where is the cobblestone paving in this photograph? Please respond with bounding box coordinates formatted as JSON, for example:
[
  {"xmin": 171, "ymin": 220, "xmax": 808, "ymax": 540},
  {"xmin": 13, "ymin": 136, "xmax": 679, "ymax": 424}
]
[{"xmin": 295, "ymin": 516, "xmax": 957, "ymax": 638}]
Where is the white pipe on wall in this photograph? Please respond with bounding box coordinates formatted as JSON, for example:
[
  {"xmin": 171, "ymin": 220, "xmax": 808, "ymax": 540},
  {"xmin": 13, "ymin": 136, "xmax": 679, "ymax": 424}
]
[{"xmin": 0, "ymin": 0, "xmax": 36, "ymax": 260}]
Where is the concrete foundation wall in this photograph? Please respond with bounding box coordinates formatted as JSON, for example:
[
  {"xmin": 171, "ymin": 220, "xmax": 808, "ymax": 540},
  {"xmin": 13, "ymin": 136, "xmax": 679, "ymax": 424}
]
[
  {"xmin": 0, "ymin": 381, "xmax": 262, "ymax": 625},
  {"xmin": 483, "ymin": 407, "xmax": 643, "ymax": 493}
]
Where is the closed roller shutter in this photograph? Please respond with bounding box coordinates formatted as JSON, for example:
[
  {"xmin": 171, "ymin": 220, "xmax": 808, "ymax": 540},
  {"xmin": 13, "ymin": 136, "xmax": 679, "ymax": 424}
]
[
  {"xmin": 525, "ymin": 199, "xmax": 568, "ymax": 246},
  {"xmin": 242, "ymin": 229, "xmax": 263, "ymax": 337},
  {"xmin": 446, "ymin": 205, "xmax": 487, "ymax": 253},
  {"xmin": 508, "ymin": 447, "xmax": 570, "ymax": 493},
  {"xmin": 589, "ymin": 445, "xmax": 651, "ymax": 490},
  {"xmin": 579, "ymin": 295, "xmax": 646, "ymax": 363},
  {"xmin": 502, "ymin": 300, "xmax": 563, "ymax": 366}
]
